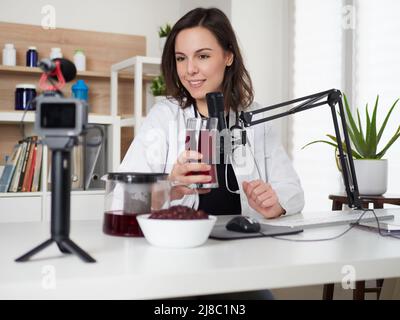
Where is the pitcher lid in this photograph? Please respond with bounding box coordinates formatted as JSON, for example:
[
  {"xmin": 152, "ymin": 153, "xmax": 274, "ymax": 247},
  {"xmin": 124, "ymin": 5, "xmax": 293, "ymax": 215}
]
[{"xmin": 106, "ymin": 172, "xmax": 168, "ymax": 183}]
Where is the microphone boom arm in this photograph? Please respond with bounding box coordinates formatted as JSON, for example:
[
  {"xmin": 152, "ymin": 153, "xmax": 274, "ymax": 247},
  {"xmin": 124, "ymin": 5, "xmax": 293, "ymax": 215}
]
[{"xmin": 239, "ymin": 88, "xmax": 363, "ymax": 210}]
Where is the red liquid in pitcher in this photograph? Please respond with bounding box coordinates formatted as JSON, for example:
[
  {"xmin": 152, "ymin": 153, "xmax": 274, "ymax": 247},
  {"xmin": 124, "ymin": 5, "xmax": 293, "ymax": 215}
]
[{"xmin": 103, "ymin": 211, "xmax": 144, "ymax": 237}]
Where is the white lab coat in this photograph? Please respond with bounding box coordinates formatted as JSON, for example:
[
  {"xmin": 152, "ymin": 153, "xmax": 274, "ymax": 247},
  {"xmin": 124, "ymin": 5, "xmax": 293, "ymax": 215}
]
[{"xmin": 118, "ymin": 98, "xmax": 304, "ymax": 218}]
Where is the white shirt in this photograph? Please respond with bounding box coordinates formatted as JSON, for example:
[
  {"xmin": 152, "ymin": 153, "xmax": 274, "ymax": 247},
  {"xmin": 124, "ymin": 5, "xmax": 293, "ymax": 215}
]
[{"xmin": 119, "ymin": 98, "xmax": 305, "ymax": 218}]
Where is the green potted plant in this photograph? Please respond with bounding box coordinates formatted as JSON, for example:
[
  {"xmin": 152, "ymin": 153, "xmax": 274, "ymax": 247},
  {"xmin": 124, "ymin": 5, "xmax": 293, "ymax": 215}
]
[
  {"xmin": 158, "ymin": 23, "xmax": 172, "ymax": 53},
  {"xmin": 303, "ymin": 94, "xmax": 400, "ymax": 195},
  {"xmin": 150, "ymin": 75, "xmax": 166, "ymax": 103}
]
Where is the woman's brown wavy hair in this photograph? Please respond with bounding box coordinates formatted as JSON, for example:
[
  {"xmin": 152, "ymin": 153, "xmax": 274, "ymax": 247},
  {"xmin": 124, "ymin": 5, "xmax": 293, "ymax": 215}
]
[{"xmin": 161, "ymin": 7, "xmax": 254, "ymax": 112}]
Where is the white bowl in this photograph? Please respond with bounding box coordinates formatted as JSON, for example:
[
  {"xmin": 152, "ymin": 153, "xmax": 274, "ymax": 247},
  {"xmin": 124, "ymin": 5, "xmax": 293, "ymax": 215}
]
[{"xmin": 137, "ymin": 214, "xmax": 217, "ymax": 248}]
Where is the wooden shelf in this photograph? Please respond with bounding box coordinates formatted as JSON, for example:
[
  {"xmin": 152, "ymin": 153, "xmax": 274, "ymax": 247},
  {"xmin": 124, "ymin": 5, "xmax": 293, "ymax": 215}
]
[
  {"xmin": 0, "ymin": 192, "xmax": 42, "ymax": 198},
  {"xmin": 0, "ymin": 65, "xmax": 156, "ymax": 81},
  {"xmin": 0, "ymin": 111, "xmax": 115, "ymax": 125},
  {"xmin": 0, "ymin": 190, "xmax": 105, "ymax": 198},
  {"xmin": 0, "ymin": 65, "xmax": 109, "ymax": 78}
]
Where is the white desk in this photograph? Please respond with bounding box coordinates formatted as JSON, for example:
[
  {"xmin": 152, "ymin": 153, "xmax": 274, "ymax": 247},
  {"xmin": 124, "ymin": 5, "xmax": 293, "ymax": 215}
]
[{"xmin": 1, "ymin": 208, "xmax": 400, "ymax": 299}]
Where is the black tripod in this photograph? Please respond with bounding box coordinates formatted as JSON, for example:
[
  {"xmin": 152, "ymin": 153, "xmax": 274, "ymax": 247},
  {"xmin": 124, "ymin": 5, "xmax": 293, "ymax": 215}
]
[{"xmin": 16, "ymin": 140, "xmax": 96, "ymax": 263}]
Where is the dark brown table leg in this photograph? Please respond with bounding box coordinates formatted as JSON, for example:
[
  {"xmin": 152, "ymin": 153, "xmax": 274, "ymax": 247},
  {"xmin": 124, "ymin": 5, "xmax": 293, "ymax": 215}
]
[
  {"xmin": 332, "ymin": 200, "xmax": 343, "ymax": 211},
  {"xmin": 323, "ymin": 284, "xmax": 335, "ymax": 300},
  {"xmin": 353, "ymin": 281, "xmax": 365, "ymax": 300}
]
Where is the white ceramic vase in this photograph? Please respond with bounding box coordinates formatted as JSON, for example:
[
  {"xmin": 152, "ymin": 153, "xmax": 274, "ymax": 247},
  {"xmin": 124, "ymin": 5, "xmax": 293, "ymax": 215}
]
[
  {"xmin": 154, "ymin": 95, "xmax": 166, "ymax": 104},
  {"xmin": 353, "ymin": 159, "xmax": 388, "ymax": 195}
]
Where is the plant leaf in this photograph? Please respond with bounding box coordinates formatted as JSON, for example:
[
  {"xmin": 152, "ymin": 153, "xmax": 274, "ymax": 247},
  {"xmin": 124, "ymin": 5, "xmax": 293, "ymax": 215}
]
[
  {"xmin": 343, "ymin": 94, "xmax": 367, "ymax": 156},
  {"xmin": 366, "ymin": 95, "xmax": 378, "ymax": 157},
  {"xmin": 345, "ymin": 128, "xmax": 366, "ymax": 156},
  {"xmin": 377, "ymin": 98, "xmax": 399, "ymax": 144},
  {"xmin": 326, "ymin": 134, "xmax": 362, "ymax": 159},
  {"xmin": 364, "ymin": 102, "xmax": 372, "ymax": 157},
  {"xmin": 376, "ymin": 126, "xmax": 400, "ymax": 159},
  {"xmin": 357, "ymin": 108, "xmax": 364, "ymax": 142},
  {"xmin": 301, "ymin": 139, "xmax": 338, "ymax": 150}
]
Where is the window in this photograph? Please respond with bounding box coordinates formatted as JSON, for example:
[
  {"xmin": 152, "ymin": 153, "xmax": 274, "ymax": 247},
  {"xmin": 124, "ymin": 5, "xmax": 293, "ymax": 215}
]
[
  {"xmin": 290, "ymin": 0, "xmax": 400, "ymax": 212},
  {"xmin": 290, "ymin": 0, "xmax": 343, "ymax": 212},
  {"xmin": 354, "ymin": 0, "xmax": 400, "ymax": 197}
]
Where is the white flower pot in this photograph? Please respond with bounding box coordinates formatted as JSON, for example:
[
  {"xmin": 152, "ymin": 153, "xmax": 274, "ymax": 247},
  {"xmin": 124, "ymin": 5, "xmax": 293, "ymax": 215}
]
[
  {"xmin": 353, "ymin": 159, "xmax": 388, "ymax": 195},
  {"xmin": 154, "ymin": 95, "xmax": 166, "ymax": 104}
]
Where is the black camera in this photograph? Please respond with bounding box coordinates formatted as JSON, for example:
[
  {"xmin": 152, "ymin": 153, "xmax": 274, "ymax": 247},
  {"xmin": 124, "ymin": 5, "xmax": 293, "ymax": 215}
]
[
  {"xmin": 16, "ymin": 59, "xmax": 96, "ymax": 263},
  {"xmin": 34, "ymin": 93, "xmax": 88, "ymax": 138}
]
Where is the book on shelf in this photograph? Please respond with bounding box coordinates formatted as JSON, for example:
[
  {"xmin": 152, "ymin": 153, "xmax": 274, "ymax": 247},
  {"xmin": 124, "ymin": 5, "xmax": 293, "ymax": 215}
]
[
  {"xmin": 31, "ymin": 143, "xmax": 43, "ymax": 192},
  {"xmin": 1, "ymin": 136, "xmax": 43, "ymax": 193},
  {"xmin": 17, "ymin": 137, "xmax": 33, "ymax": 192},
  {"xmin": 0, "ymin": 143, "xmax": 23, "ymax": 192},
  {"xmin": 22, "ymin": 136, "xmax": 38, "ymax": 192},
  {"xmin": 9, "ymin": 140, "xmax": 27, "ymax": 192}
]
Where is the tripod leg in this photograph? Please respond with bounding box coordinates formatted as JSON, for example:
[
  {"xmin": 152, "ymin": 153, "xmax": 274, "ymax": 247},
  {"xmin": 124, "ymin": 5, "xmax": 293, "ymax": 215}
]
[
  {"xmin": 57, "ymin": 242, "xmax": 72, "ymax": 254},
  {"xmin": 15, "ymin": 239, "xmax": 54, "ymax": 262},
  {"xmin": 59, "ymin": 239, "xmax": 96, "ymax": 263}
]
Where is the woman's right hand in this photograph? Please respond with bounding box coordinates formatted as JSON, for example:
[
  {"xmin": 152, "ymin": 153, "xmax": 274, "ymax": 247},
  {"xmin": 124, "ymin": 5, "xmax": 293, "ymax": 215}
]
[{"xmin": 169, "ymin": 150, "xmax": 212, "ymax": 200}]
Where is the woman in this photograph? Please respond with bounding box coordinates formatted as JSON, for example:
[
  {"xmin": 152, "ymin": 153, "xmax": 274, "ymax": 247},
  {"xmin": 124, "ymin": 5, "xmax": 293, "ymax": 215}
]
[{"xmin": 119, "ymin": 7, "xmax": 304, "ymax": 219}]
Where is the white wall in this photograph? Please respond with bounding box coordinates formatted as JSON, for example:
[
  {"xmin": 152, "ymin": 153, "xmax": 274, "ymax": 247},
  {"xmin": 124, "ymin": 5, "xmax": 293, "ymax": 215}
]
[
  {"xmin": 180, "ymin": 0, "xmax": 231, "ymax": 18},
  {"xmin": 0, "ymin": 0, "xmax": 181, "ymax": 57},
  {"xmin": 231, "ymin": 0, "xmax": 289, "ymax": 144}
]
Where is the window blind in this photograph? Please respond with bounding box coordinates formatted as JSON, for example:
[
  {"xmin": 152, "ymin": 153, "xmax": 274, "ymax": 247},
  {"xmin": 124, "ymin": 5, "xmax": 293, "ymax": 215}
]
[
  {"xmin": 354, "ymin": 0, "xmax": 400, "ymax": 198},
  {"xmin": 290, "ymin": 0, "xmax": 344, "ymax": 212}
]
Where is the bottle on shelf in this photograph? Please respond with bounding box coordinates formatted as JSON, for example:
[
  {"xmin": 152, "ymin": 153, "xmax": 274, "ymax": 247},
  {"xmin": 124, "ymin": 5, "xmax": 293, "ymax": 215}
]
[
  {"xmin": 2, "ymin": 43, "xmax": 16, "ymax": 66},
  {"xmin": 26, "ymin": 46, "xmax": 38, "ymax": 67},
  {"xmin": 50, "ymin": 47, "xmax": 63, "ymax": 59},
  {"xmin": 73, "ymin": 49, "xmax": 86, "ymax": 71},
  {"xmin": 72, "ymin": 79, "xmax": 89, "ymax": 102}
]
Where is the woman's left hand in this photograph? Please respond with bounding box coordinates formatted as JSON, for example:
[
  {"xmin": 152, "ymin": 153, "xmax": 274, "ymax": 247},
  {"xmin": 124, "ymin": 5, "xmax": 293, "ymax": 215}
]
[{"xmin": 242, "ymin": 180, "xmax": 285, "ymax": 219}]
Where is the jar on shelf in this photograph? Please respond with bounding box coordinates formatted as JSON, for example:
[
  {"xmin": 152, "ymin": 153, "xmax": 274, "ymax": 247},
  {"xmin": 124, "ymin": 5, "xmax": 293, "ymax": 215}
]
[
  {"xmin": 26, "ymin": 46, "xmax": 38, "ymax": 67},
  {"xmin": 50, "ymin": 47, "xmax": 63, "ymax": 59},
  {"xmin": 2, "ymin": 43, "xmax": 16, "ymax": 66},
  {"xmin": 15, "ymin": 84, "xmax": 37, "ymax": 110},
  {"xmin": 73, "ymin": 49, "xmax": 86, "ymax": 71}
]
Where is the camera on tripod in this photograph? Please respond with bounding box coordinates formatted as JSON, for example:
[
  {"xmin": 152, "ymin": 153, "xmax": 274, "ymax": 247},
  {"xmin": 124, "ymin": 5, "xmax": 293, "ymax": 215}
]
[
  {"xmin": 34, "ymin": 93, "xmax": 88, "ymax": 139},
  {"xmin": 15, "ymin": 58, "xmax": 96, "ymax": 263}
]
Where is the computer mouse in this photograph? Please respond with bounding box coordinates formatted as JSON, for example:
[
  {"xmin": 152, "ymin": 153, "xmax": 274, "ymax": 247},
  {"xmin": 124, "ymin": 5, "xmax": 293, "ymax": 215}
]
[{"xmin": 226, "ymin": 216, "xmax": 261, "ymax": 233}]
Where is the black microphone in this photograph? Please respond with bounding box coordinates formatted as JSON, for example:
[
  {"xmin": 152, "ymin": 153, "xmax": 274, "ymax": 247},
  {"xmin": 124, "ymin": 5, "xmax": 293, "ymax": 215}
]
[
  {"xmin": 38, "ymin": 58, "xmax": 77, "ymax": 82},
  {"xmin": 206, "ymin": 92, "xmax": 227, "ymax": 131},
  {"xmin": 206, "ymin": 92, "xmax": 231, "ymax": 160}
]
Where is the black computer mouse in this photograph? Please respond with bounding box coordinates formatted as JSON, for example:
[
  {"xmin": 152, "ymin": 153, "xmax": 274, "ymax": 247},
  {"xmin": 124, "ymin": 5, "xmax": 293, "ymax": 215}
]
[{"xmin": 226, "ymin": 216, "xmax": 261, "ymax": 233}]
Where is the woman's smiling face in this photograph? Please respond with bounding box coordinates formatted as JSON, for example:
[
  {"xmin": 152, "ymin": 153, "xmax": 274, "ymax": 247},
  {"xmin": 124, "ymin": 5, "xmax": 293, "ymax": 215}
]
[{"xmin": 175, "ymin": 26, "xmax": 233, "ymax": 103}]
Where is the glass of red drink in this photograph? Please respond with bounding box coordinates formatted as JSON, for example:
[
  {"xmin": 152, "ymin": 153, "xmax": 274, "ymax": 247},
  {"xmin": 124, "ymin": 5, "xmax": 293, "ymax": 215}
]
[{"xmin": 185, "ymin": 117, "xmax": 219, "ymax": 189}]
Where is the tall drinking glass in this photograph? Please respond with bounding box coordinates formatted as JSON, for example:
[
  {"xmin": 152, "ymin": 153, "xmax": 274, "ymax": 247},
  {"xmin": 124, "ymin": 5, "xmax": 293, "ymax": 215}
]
[{"xmin": 185, "ymin": 117, "xmax": 219, "ymax": 189}]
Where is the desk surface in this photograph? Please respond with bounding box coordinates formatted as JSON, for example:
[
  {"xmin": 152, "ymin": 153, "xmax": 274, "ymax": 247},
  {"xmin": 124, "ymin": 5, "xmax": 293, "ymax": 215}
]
[{"xmin": 1, "ymin": 209, "xmax": 400, "ymax": 299}]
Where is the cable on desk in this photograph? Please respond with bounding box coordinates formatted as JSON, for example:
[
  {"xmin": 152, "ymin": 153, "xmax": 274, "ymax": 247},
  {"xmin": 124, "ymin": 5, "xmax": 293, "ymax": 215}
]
[{"xmin": 271, "ymin": 209, "xmax": 400, "ymax": 242}]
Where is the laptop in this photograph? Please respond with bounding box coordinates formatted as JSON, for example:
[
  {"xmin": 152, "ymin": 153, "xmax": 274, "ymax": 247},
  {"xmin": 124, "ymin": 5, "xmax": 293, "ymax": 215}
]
[
  {"xmin": 353, "ymin": 220, "xmax": 400, "ymax": 234},
  {"xmin": 260, "ymin": 210, "xmax": 395, "ymax": 229}
]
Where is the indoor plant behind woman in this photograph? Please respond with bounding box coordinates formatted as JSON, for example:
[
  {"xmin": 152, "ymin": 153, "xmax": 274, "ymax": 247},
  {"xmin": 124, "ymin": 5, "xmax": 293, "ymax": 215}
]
[
  {"xmin": 303, "ymin": 94, "xmax": 400, "ymax": 195},
  {"xmin": 150, "ymin": 75, "xmax": 166, "ymax": 104}
]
